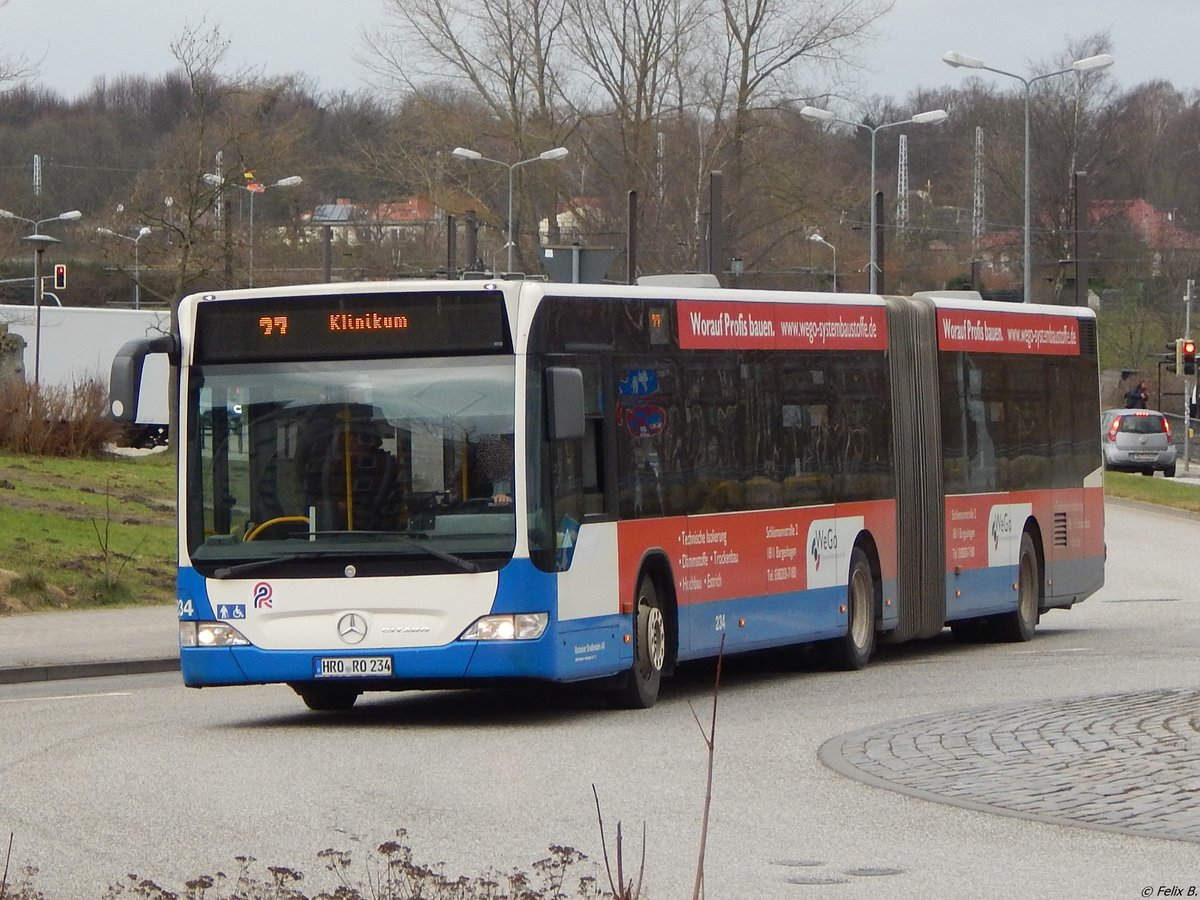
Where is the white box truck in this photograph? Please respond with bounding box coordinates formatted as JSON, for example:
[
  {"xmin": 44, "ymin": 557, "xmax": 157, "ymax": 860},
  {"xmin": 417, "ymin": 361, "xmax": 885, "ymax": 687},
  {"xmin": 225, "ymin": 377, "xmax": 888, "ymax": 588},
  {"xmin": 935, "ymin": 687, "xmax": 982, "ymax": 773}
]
[{"xmin": 0, "ymin": 303, "xmax": 171, "ymax": 446}]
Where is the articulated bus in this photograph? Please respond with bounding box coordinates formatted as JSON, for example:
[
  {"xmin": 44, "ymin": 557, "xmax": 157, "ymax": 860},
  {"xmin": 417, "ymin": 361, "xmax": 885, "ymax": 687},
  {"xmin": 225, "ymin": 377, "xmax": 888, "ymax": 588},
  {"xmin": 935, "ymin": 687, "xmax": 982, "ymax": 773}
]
[{"xmin": 110, "ymin": 279, "xmax": 1104, "ymax": 711}]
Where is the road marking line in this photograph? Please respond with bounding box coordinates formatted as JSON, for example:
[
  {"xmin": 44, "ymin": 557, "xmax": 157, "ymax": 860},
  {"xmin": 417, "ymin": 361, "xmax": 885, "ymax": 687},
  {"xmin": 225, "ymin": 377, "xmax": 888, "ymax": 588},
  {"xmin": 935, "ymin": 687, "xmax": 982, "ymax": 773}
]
[
  {"xmin": 0, "ymin": 691, "xmax": 131, "ymax": 705},
  {"xmin": 1013, "ymin": 647, "xmax": 1090, "ymax": 654}
]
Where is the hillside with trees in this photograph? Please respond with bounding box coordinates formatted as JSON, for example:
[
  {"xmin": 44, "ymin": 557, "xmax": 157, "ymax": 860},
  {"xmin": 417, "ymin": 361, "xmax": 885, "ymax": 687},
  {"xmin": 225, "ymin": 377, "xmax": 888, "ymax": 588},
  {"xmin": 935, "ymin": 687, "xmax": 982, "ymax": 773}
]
[{"xmin": 1, "ymin": 15, "xmax": 1200, "ymax": 376}]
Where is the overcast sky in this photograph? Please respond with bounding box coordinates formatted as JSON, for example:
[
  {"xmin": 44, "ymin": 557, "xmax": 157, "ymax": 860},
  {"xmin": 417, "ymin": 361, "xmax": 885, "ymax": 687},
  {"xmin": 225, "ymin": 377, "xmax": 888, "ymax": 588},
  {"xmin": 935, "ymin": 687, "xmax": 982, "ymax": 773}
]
[{"xmin": 4, "ymin": 0, "xmax": 1198, "ymax": 105}]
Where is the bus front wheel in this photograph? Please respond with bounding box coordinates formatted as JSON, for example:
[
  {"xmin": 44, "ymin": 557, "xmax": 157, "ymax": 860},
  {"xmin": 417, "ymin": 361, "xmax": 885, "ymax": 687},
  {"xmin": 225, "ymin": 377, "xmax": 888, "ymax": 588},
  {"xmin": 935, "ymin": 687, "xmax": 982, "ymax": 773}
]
[
  {"xmin": 612, "ymin": 573, "xmax": 667, "ymax": 709},
  {"xmin": 821, "ymin": 547, "xmax": 876, "ymax": 671},
  {"xmin": 294, "ymin": 684, "xmax": 360, "ymax": 711}
]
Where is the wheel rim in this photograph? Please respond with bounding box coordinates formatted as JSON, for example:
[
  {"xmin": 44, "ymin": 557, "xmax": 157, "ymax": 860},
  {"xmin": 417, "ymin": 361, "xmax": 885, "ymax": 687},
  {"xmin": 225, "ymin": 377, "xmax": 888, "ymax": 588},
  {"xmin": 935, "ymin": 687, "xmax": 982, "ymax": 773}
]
[
  {"xmin": 1019, "ymin": 549, "xmax": 1037, "ymax": 624},
  {"xmin": 849, "ymin": 565, "xmax": 872, "ymax": 648},
  {"xmin": 638, "ymin": 601, "xmax": 666, "ymax": 674}
]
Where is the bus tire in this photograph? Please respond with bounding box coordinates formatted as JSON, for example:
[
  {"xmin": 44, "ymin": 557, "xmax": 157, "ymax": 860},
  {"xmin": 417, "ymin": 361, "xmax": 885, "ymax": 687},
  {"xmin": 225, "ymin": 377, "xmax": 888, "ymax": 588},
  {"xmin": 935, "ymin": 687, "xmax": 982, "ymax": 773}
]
[
  {"xmin": 612, "ymin": 572, "xmax": 667, "ymax": 709},
  {"xmin": 822, "ymin": 546, "xmax": 876, "ymax": 671},
  {"xmin": 993, "ymin": 531, "xmax": 1040, "ymax": 643},
  {"xmin": 295, "ymin": 684, "xmax": 360, "ymax": 711}
]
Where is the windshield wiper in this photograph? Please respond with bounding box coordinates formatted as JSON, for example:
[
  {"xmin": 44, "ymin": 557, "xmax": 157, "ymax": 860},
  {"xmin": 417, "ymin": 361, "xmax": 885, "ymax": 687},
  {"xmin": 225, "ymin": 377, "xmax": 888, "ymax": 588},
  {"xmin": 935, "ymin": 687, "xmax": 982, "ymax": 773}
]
[
  {"xmin": 213, "ymin": 554, "xmax": 306, "ymax": 579},
  {"xmin": 394, "ymin": 536, "xmax": 480, "ymax": 573},
  {"xmin": 210, "ymin": 538, "xmax": 480, "ymax": 579},
  {"xmin": 303, "ymin": 531, "xmax": 481, "ymax": 573}
]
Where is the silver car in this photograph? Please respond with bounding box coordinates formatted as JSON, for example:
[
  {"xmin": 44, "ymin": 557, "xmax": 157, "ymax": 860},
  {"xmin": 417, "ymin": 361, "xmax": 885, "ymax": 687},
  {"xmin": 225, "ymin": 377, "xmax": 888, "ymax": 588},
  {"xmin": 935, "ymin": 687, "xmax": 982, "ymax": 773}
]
[{"xmin": 1101, "ymin": 408, "xmax": 1176, "ymax": 476}]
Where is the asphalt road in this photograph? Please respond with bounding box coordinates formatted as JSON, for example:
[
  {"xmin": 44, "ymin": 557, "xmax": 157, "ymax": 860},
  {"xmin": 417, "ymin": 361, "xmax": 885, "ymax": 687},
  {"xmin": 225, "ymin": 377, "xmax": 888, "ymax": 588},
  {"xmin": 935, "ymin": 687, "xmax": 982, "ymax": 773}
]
[{"xmin": 2, "ymin": 498, "xmax": 1199, "ymax": 899}]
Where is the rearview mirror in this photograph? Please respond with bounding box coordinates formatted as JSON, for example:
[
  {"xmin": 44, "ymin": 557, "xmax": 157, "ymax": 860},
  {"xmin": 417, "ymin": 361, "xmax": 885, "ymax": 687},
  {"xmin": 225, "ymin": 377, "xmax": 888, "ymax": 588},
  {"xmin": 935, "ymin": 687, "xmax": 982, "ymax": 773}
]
[{"xmin": 546, "ymin": 367, "xmax": 585, "ymax": 441}]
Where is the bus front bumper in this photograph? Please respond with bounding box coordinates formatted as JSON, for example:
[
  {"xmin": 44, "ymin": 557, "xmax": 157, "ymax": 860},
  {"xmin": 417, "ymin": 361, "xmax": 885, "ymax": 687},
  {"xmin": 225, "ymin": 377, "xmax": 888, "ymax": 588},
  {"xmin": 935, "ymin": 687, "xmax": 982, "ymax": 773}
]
[{"xmin": 179, "ymin": 614, "xmax": 629, "ymax": 689}]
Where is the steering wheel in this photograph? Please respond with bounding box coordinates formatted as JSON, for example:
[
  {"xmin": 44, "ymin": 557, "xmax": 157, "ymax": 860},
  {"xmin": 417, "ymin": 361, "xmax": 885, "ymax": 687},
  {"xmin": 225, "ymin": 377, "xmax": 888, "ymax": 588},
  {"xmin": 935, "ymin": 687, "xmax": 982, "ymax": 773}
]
[{"xmin": 244, "ymin": 515, "xmax": 311, "ymax": 541}]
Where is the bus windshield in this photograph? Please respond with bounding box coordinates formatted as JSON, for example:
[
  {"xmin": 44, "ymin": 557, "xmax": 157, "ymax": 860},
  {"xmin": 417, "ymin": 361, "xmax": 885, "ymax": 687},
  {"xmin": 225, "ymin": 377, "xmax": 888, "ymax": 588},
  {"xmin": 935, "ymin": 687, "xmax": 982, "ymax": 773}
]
[{"xmin": 187, "ymin": 355, "xmax": 517, "ymax": 575}]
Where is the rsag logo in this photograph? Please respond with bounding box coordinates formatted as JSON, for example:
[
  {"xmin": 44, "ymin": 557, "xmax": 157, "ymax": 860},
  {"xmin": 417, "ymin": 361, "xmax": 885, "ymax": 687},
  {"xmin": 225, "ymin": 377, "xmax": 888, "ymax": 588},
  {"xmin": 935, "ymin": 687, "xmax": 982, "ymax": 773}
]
[{"xmin": 253, "ymin": 581, "xmax": 274, "ymax": 609}]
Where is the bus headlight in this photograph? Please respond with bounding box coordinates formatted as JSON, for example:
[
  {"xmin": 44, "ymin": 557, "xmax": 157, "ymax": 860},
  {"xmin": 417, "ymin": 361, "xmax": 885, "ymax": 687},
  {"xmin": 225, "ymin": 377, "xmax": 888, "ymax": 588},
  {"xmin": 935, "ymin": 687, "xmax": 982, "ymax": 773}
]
[
  {"xmin": 180, "ymin": 621, "xmax": 252, "ymax": 647},
  {"xmin": 460, "ymin": 613, "xmax": 548, "ymax": 641}
]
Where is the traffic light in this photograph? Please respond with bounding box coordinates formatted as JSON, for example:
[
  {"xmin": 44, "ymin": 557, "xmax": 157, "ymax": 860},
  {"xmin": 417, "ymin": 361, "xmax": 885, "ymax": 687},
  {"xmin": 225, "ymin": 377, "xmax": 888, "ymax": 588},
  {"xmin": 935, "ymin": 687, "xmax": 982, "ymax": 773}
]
[
  {"xmin": 53, "ymin": 263, "xmax": 66, "ymax": 290},
  {"xmin": 1166, "ymin": 340, "xmax": 1180, "ymax": 374},
  {"xmin": 1184, "ymin": 338, "xmax": 1197, "ymax": 376}
]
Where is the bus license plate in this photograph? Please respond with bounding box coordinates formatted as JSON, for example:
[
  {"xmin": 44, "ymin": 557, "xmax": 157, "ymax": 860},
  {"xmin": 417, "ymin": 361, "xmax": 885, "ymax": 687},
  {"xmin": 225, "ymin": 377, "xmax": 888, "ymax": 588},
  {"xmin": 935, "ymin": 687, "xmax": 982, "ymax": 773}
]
[{"xmin": 315, "ymin": 656, "xmax": 393, "ymax": 678}]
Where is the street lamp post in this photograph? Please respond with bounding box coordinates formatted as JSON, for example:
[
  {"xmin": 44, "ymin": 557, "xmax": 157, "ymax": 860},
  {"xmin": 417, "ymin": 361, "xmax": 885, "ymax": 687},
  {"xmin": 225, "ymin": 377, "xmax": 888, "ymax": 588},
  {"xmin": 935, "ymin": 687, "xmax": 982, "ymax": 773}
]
[
  {"xmin": 809, "ymin": 233, "xmax": 837, "ymax": 292},
  {"xmin": 943, "ymin": 50, "xmax": 1114, "ymax": 302},
  {"xmin": 0, "ymin": 208, "xmax": 82, "ymax": 389},
  {"xmin": 800, "ymin": 107, "xmax": 948, "ymax": 293},
  {"xmin": 97, "ymin": 226, "xmax": 152, "ymax": 308},
  {"xmin": 451, "ymin": 146, "xmax": 570, "ymax": 273},
  {"xmin": 203, "ymin": 173, "xmax": 302, "ymax": 286}
]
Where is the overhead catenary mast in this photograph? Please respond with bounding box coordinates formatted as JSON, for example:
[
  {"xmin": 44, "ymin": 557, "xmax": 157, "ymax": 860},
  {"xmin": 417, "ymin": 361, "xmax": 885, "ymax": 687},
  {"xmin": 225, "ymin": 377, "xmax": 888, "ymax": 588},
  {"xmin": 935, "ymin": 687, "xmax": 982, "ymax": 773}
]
[{"xmin": 972, "ymin": 127, "xmax": 985, "ymax": 251}]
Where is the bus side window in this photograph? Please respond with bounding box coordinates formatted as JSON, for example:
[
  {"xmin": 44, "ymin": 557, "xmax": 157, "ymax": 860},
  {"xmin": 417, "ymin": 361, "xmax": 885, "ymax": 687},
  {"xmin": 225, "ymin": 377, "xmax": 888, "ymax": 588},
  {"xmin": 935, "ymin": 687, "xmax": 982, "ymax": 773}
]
[
  {"xmin": 546, "ymin": 362, "xmax": 607, "ymax": 569},
  {"xmin": 581, "ymin": 418, "xmax": 603, "ymax": 515},
  {"xmin": 614, "ymin": 359, "xmax": 682, "ymax": 518}
]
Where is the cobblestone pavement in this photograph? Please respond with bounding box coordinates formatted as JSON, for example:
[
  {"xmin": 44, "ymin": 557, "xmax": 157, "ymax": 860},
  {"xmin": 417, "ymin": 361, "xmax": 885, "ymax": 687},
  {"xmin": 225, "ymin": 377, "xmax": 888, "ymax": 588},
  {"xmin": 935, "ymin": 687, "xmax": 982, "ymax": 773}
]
[{"xmin": 821, "ymin": 689, "xmax": 1200, "ymax": 843}]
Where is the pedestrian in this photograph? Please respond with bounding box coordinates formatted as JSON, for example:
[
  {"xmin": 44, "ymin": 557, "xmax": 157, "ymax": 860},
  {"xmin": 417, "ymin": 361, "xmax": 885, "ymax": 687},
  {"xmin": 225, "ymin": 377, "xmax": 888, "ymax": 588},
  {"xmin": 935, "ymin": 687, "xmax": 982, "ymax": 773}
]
[{"xmin": 1125, "ymin": 380, "xmax": 1149, "ymax": 409}]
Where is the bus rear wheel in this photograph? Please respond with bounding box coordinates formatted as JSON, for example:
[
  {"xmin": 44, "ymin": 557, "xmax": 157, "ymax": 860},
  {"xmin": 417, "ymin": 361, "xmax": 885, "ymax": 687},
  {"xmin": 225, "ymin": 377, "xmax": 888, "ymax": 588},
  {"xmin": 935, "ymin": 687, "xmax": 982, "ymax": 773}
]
[
  {"xmin": 612, "ymin": 573, "xmax": 666, "ymax": 709},
  {"xmin": 993, "ymin": 531, "xmax": 1040, "ymax": 643},
  {"xmin": 821, "ymin": 547, "xmax": 876, "ymax": 670},
  {"xmin": 294, "ymin": 684, "xmax": 360, "ymax": 711}
]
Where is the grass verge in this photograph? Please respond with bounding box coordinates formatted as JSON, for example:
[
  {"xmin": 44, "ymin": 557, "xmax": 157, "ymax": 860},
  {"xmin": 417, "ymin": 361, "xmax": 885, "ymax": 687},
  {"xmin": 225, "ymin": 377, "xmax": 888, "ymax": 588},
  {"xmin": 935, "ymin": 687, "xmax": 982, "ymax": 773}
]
[
  {"xmin": 1103, "ymin": 469, "xmax": 1200, "ymax": 513},
  {"xmin": 0, "ymin": 449, "xmax": 175, "ymax": 613}
]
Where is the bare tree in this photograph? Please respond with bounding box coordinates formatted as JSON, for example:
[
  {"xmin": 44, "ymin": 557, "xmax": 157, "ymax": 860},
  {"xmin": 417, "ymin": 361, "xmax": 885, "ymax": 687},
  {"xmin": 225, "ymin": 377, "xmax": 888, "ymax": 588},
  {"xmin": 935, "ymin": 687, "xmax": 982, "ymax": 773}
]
[
  {"xmin": 116, "ymin": 22, "xmax": 240, "ymax": 303},
  {"xmin": 364, "ymin": 0, "xmax": 576, "ymax": 269},
  {"xmin": 116, "ymin": 22, "xmax": 316, "ymax": 302},
  {"xmin": 561, "ymin": 0, "xmax": 708, "ymax": 226},
  {"xmin": 366, "ymin": 0, "xmax": 568, "ymax": 131},
  {"xmin": 1032, "ymin": 35, "xmax": 1124, "ymax": 301},
  {"xmin": 711, "ymin": 0, "xmax": 892, "ymax": 252}
]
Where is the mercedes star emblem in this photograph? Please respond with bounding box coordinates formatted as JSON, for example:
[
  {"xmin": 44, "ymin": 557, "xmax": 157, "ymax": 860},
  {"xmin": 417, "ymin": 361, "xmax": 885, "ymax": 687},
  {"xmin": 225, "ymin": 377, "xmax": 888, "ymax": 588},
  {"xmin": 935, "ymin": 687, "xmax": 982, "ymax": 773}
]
[{"xmin": 337, "ymin": 613, "xmax": 367, "ymax": 645}]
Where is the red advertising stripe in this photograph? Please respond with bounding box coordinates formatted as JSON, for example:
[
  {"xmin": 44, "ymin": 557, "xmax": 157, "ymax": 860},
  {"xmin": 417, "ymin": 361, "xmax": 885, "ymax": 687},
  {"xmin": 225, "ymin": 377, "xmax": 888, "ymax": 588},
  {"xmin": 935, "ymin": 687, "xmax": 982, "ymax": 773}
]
[
  {"xmin": 945, "ymin": 487, "xmax": 1105, "ymax": 571},
  {"xmin": 678, "ymin": 301, "xmax": 888, "ymax": 350},
  {"xmin": 937, "ymin": 309, "xmax": 1080, "ymax": 355},
  {"xmin": 615, "ymin": 501, "xmax": 897, "ymax": 611}
]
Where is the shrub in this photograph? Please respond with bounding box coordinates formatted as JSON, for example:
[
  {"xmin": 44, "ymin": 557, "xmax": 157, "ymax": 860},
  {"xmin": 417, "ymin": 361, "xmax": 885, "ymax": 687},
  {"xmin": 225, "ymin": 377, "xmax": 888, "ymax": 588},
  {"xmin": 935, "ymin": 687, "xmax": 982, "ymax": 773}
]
[
  {"xmin": 0, "ymin": 835, "xmax": 610, "ymax": 899},
  {"xmin": 0, "ymin": 378, "xmax": 122, "ymax": 457}
]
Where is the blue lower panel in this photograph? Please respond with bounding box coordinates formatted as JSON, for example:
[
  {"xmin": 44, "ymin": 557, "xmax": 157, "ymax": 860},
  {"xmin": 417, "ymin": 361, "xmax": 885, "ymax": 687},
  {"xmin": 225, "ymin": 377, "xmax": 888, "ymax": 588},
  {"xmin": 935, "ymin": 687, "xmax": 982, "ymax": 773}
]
[
  {"xmin": 460, "ymin": 619, "xmax": 621, "ymax": 680},
  {"xmin": 946, "ymin": 565, "xmax": 1018, "ymax": 620},
  {"xmin": 552, "ymin": 615, "xmax": 630, "ymax": 681},
  {"xmin": 680, "ymin": 587, "xmax": 846, "ymax": 660}
]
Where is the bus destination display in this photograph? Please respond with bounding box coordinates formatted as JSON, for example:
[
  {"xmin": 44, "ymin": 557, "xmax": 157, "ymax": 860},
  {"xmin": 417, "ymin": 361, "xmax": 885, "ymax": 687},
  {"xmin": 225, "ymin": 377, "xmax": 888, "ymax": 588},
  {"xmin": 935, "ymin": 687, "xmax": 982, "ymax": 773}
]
[{"xmin": 195, "ymin": 291, "xmax": 511, "ymax": 363}]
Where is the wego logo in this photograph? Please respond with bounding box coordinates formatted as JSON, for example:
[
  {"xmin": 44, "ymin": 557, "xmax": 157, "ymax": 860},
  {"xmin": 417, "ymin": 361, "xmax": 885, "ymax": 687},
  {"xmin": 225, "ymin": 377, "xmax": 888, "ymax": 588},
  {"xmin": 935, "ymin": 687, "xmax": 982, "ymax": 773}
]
[
  {"xmin": 337, "ymin": 613, "xmax": 367, "ymax": 645},
  {"xmin": 809, "ymin": 528, "xmax": 837, "ymax": 571},
  {"xmin": 990, "ymin": 511, "xmax": 1013, "ymax": 550}
]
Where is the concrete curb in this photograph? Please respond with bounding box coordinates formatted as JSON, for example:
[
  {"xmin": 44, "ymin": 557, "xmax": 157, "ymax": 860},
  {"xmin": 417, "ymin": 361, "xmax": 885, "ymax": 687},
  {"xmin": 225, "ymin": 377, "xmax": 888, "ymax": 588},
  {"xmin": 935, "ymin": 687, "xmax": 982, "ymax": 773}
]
[{"xmin": 0, "ymin": 657, "xmax": 179, "ymax": 686}]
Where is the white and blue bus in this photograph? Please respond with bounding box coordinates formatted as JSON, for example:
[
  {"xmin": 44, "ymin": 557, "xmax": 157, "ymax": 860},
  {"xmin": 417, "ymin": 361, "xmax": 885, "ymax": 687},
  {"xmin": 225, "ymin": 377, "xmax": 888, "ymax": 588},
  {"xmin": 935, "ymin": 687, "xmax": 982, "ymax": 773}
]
[{"xmin": 111, "ymin": 279, "xmax": 1105, "ymax": 711}]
